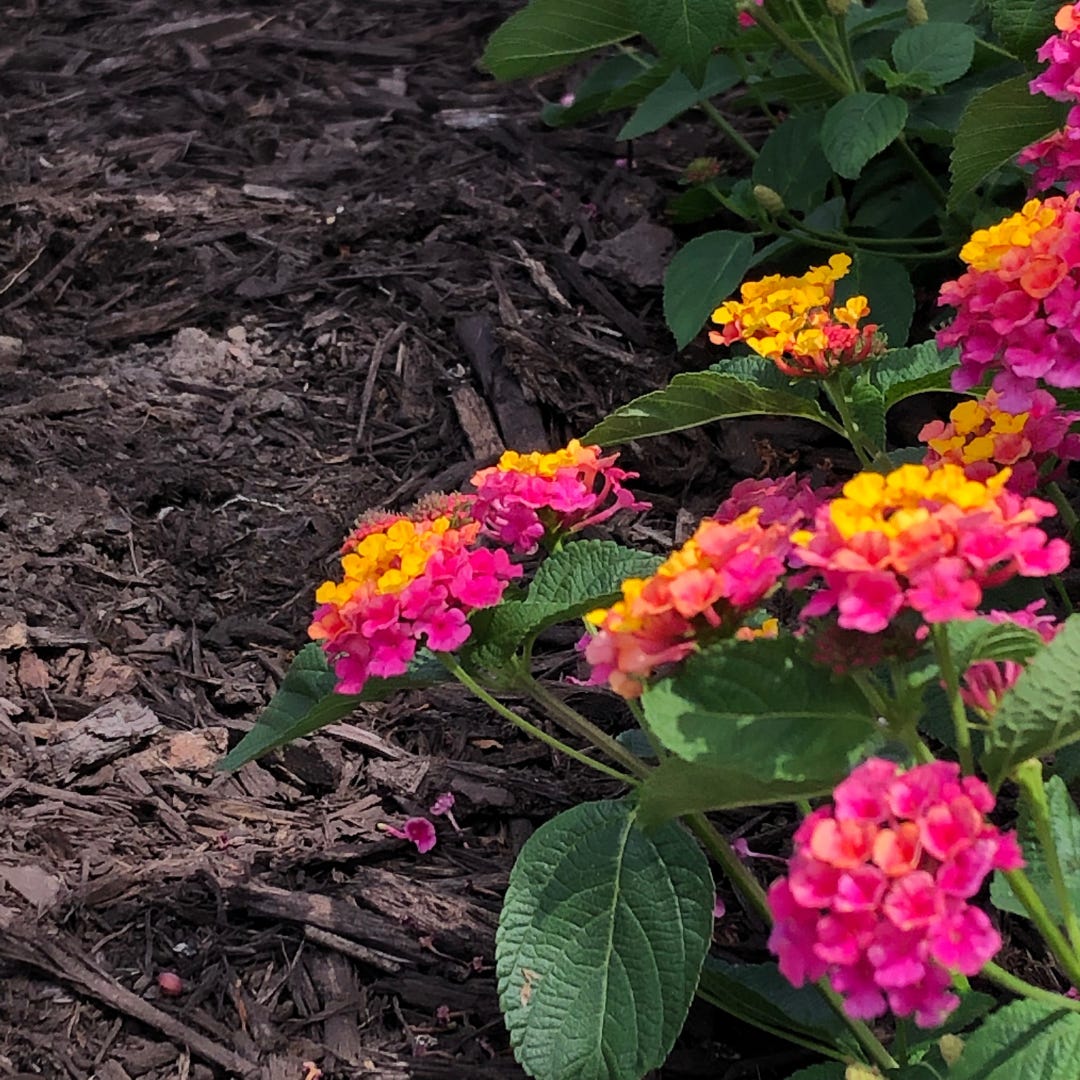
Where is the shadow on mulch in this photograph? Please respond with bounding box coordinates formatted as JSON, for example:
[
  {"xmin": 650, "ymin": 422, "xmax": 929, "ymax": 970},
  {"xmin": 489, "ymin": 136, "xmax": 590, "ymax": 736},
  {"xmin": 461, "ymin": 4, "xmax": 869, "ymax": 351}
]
[{"xmin": 0, "ymin": 2, "xmax": 856, "ymax": 1077}]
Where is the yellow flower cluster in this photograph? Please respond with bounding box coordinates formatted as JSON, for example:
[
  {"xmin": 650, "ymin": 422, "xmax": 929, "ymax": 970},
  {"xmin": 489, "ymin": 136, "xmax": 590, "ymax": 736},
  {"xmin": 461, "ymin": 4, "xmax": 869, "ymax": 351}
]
[
  {"xmin": 959, "ymin": 198, "xmax": 1060, "ymax": 271},
  {"xmin": 710, "ymin": 254, "xmax": 871, "ymax": 369},
  {"xmin": 493, "ymin": 439, "xmax": 593, "ymax": 478},
  {"xmin": 925, "ymin": 400, "xmax": 1028, "ymax": 465},
  {"xmin": 316, "ymin": 515, "xmax": 462, "ymax": 605},
  {"xmin": 795, "ymin": 464, "xmax": 1010, "ymax": 544}
]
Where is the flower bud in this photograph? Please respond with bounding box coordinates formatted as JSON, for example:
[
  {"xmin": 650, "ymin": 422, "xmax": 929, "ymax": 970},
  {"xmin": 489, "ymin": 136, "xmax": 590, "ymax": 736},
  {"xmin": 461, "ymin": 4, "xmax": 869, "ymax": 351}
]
[
  {"xmin": 753, "ymin": 184, "xmax": 785, "ymax": 215},
  {"xmin": 906, "ymin": 0, "xmax": 928, "ymax": 25},
  {"xmin": 683, "ymin": 156, "xmax": 722, "ymax": 185},
  {"xmin": 939, "ymin": 1035, "xmax": 965, "ymax": 1067},
  {"xmin": 827, "ymin": 0, "xmax": 851, "ymax": 14},
  {"xmin": 845, "ymin": 1066, "xmax": 881, "ymax": 1080}
]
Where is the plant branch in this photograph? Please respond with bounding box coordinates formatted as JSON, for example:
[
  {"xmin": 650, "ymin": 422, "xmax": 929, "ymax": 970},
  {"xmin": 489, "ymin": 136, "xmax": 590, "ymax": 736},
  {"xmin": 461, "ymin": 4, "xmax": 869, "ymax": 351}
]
[
  {"xmin": 751, "ymin": 5, "xmax": 850, "ymax": 96},
  {"xmin": 931, "ymin": 624, "xmax": 974, "ymax": 775},
  {"xmin": 698, "ymin": 100, "xmax": 759, "ymax": 162},
  {"xmin": 895, "ymin": 135, "xmax": 948, "ymax": 208},
  {"xmin": 981, "ymin": 960, "xmax": 1080, "ymax": 1014},
  {"xmin": 442, "ymin": 659, "xmax": 640, "ymax": 785},
  {"xmin": 822, "ymin": 374, "xmax": 875, "ymax": 465},
  {"xmin": 1003, "ymin": 868, "xmax": 1080, "ymax": 990}
]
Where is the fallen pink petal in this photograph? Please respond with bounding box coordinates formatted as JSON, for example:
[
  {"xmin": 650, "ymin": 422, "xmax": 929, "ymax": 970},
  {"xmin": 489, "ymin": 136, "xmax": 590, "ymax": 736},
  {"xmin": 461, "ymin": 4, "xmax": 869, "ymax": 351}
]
[{"xmin": 385, "ymin": 817, "xmax": 437, "ymax": 854}]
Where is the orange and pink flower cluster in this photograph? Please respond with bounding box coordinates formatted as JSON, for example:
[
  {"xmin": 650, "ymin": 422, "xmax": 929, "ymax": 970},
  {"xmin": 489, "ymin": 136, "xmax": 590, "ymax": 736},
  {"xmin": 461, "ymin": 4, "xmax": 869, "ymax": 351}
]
[
  {"xmin": 583, "ymin": 510, "xmax": 790, "ymax": 698},
  {"xmin": 790, "ymin": 463, "xmax": 1068, "ymax": 633},
  {"xmin": 919, "ymin": 389, "xmax": 1080, "ymax": 495},
  {"xmin": 311, "ymin": 442, "xmax": 646, "ymax": 694},
  {"xmin": 768, "ymin": 759, "xmax": 1023, "ymax": 1028},
  {"xmin": 710, "ymin": 254, "xmax": 882, "ymax": 378},
  {"xmin": 937, "ymin": 193, "xmax": 1080, "ymax": 408}
]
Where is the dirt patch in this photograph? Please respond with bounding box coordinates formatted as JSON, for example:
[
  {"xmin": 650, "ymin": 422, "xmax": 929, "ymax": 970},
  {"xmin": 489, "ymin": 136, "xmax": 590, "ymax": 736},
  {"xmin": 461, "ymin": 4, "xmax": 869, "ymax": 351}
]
[{"xmin": 0, "ymin": 2, "xmax": 847, "ymax": 1077}]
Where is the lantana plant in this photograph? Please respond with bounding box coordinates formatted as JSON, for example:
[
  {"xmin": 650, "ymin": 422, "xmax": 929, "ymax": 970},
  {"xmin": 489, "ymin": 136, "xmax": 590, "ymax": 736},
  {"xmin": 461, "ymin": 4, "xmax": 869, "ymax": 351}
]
[{"xmin": 220, "ymin": 7, "xmax": 1080, "ymax": 1080}]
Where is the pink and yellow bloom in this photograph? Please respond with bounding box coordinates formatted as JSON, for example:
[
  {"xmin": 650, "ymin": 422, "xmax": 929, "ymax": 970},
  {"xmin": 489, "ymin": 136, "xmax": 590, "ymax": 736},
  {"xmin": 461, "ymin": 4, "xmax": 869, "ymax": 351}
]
[
  {"xmin": 790, "ymin": 463, "xmax": 1069, "ymax": 633},
  {"xmin": 919, "ymin": 389, "xmax": 1080, "ymax": 494},
  {"xmin": 470, "ymin": 440, "xmax": 647, "ymax": 554},
  {"xmin": 309, "ymin": 495, "xmax": 521, "ymax": 694},
  {"xmin": 768, "ymin": 758, "xmax": 1023, "ymax": 1027},
  {"xmin": 937, "ymin": 193, "xmax": 1080, "ymax": 408},
  {"xmin": 583, "ymin": 511, "xmax": 790, "ymax": 698},
  {"xmin": 710, "ymin": 254, "xmax": 882, "ymax": 378}
]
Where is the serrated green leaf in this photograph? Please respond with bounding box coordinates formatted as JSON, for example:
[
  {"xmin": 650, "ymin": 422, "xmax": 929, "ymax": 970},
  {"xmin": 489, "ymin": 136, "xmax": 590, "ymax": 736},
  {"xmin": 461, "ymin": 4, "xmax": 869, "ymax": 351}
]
[
  {"xmin": 601, "ymin": 56, "xmax": 677, "ymax": 111},
  {"xmin": 617, "ymin": 55, "xmax": 741, "ymax": 140},
  {"xmin": 666, "ymin": 186, "xmax": 725, "ymax": 224},
  {"xmin": 698, "ymin": 958, "xmax": 858, "ymax": 1060},
  {"xmin": 850, "ymin": 380, "xmax": 887, "ymax": 452},
  {"xmin": 982, "ymin": 615, "xmax": 1080, "ymax": 787},
  {"xmin": 834, "ymin": 251, "xmax": 914, "ymax": 349},
  {"xmin": 949, "ymin": 76, "xmax": 1068, "ymax": 210},
  {"xmin": 583, "ymin": 370, "xmax": 843, "ymax": 445},
  {"xmin": 661, "ymin": 231, "xmax": 755, "ymax": 349},
  {"xmin": 465, "ymin": 541, "xmax": 661, "ymax": 672},
  {"xmin": 496, "ymin": 799, "xmax": 713, "ymax": 1080},
  {"xmin": 218, "ymin": 644, "xmax": 447, "ymax": 770},
  {"xmin": 632, "ymin": 0, "xmax": 737, "ymax": 85},
  {"xmin": 752, "ymin": 114, "xmax": 833, "ymax": 214},
  {"xmin": 641, "ymin": 638, "xmax": 878, "ymax": 766},
  {"xmin": 708, "ymin": 353, "xmax": 818, "ymax": 395},
  {"xmin": 820, "ymin": 93, "xmax": 909, "ymax": 180},
  {"xmin": 947, "ymin": 1000, "xmax": 1080, "ymax": 1079},
  {"xmin": 986, "ymin": 0, "xmax": 1062, "ymax": 62},
  {"xmin": 869, "ymin": 342, "xmax": 958, "ymax": 408},
  {"xmin": 991, "ymin": 774, "xmax": 1080, "ymax": 920},
  {"xmin": 482, "ymin": 0, "xmax": 636, "ymax": 80},
  {"xmin": 892, "ymin": 22, "xmax": 976, "ymax": 88}
]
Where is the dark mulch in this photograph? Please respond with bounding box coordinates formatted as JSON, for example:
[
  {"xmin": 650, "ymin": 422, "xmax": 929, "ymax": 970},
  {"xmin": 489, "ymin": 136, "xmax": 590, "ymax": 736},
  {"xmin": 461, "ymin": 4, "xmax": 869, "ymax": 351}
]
[{"xmin": 0, "ymin": 3, "xmax": 860, "ymax": 1078}]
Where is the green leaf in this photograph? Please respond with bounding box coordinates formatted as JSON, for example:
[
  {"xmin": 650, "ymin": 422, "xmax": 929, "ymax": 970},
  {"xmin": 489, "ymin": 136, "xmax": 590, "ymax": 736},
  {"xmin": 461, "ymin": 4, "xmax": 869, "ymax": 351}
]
[
  {"xmin": 782, "ymin": 1067, "xmax": 846, "ymax": 1080},
  {"xmin": 946, "ymin": 1000, "xmax": 1080, "ymax": 1079},
  {"xmin": 820, "ymin": 93, "xmax": 909, "ymax": 180},
  {"xmin": 641, "ymin": 637, "xmax": 878, "ymax": 765},
  {"xmin": 583, "ymin": 370, "xmax": 841, "ymax": 445},
  {"xmin": 467, "ymin": 540, "xmax": 661, "ymax": 670},
  {"xmin": 849, "ymin": 380, "xmax": 887, "ymax": 452},
  {"xmin": 631, "ymin": 0, "xmax": 737, "ymax": 85},
  {"xmin": 617, "ymin": 55, "xmax": 741, "ymax": 140},
  {"xmin": 982, "ymin": 616, "xmax": 1080, "ymax": 787},
  {"xmin": 709, "ymin": 353, "xmax": 817, "ymax": 395},
  {"xmin": 218, "ymin": 645, "xmax": 447, "ymax": 770},
  {"xmin": 661, "ymin": 231, "xmax": 755, "ymax": 349},
  {"xmin": 752, "ymin": 114, "xmax": 834, "ymax": 214},
  {"xmin": 834, "ymin": 251, "xmax": 914, "ymax": 348},
  {"xmin": 543, "ymin": 54, "xmax": 656, "ymax": 127},
  {"xmin": 698, "ymin": 958, "xmax": 858, "ymax": 1059},
  {"xmin": 869, "ymin": 342, "xmax": 958, "ymax": 409},
  {"xmin": 892, "ymin": 22, "xmax": 976, "ymax": 88},
  {"xmin": 496, "ymin": 799, "xmax": 713, "ymax": 1080},
  {"xmin": 944, "ymin": 617, "xmax": 1047, "ymax": 672},
  {"xmin": 991, "ymin": 774, "xmax": 1080, "ymax": 921},
  {"xmin": 601, "ymin": 56, "xmax": 677, "ymax": 112},
  {"xmin": 986, "ymin": 0, "xmax": 1063, "ymax": 62},
  {"xmin": 482, "ymin": 0, "xmax": 636, "ymax": 80},
  {"xmin": 949, "ymin": 76, "xmax": 1069, "ymax": 210}
]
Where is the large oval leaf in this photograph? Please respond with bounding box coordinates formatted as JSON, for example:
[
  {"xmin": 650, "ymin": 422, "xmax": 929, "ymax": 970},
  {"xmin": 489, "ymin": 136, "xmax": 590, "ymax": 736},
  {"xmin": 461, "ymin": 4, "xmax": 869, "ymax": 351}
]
[
  {"xmin": 662, "ymin": 231, "xmax": 754, "ymax": 349},
  {"xmin": 947, "ymin": 1000, "xmax": 1080, "ymax": 1079},
  {"xmin": 820, "ymin": 92, "xmax": 908, "ymax": 180},
  {"xmin": 496, "ymin": 799, "xmax": 713, "ymax": 1080}
]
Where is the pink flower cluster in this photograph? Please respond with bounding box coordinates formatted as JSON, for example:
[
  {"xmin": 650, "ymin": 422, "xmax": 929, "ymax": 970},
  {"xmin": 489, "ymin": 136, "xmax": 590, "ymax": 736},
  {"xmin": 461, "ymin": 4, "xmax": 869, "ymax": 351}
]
[
  {"xmin": 937, "ymin": 193, "xmax": 1080, "ymax": 409},
  {"xmin": 918, "ymin": 389, "xmax": 1080, "ymax": 495},
  {"xmin": 309, "ymin": 497, "xmax": 521, "ymax": 694},
  {"xmin": 768, "ymin": 758, "xmax": 1024, "ymax": 1027},
  {"xmin": 790, "ymin": 464, "xmax": 1069, "ymax": 634},
  {"xmin": 1018, "ymin": 6, "xmax": 1080, "ymax": 194},
  {"xmin": 470, "ymin": 440, "xmax": 648, "ymax": 554},
  {"xmin": 960, "ymin": 602, "xmax": 1060, "ymax": 717},
  {"xmin": 714, "ymin": 473, "xmax": 827, "ymax": 531}
]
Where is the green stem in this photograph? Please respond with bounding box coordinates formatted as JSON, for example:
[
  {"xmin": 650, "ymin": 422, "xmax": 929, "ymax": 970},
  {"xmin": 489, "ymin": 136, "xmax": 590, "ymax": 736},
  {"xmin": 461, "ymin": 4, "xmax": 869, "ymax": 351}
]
[
  {"xmin": 1003, "ymin": 867, "xmax": 1080, "ymax": 991},
  {"xmin": 751, "ymin": 5, "xmax": 851, "ymax": 96},
  {"xmin": 688, "ymin": 812, "xmax": 898, "ymax": 1071},
  {"xmin": 895, "ymin": 135, "xmax": 948, "ymax": 208},
  {"xmin": 790, "ymin": 0, "xmax": 851, "ymax": 87},
  {"xmin": 441, "ymin": 659, "xmax": 640, "ymax": 785},
  {"xmin": 769, "ymin": 218, "xmax": 958, "ymax": 262},
  {"xmin": 930, "ymin": 624, "xmax": 974, "ymax": 775},
  {"xmin": 698, "ymin": 100, "xmax": 759, "ymax": 162},
  {"xmin": 1047, "ymin": 479, "xmax": 1080, "ymax": 540},
  {"xmin": 832, "ymin": 13, "xmax": 863, "ymax": 92},
  {"xmin": 514, "ymin": 670, "xmax": 650, "ymax": 780},
  {"xmin": 1016, "ymin": 759, "xmax": 1080, "ymax": 957},
  {"xmin": 981, "ymin": 960, "xmax": 1080, "ymax": 1014},
  {"xmin": 822, "ymin": 374, "xmax": 875, "ymax": 465}
]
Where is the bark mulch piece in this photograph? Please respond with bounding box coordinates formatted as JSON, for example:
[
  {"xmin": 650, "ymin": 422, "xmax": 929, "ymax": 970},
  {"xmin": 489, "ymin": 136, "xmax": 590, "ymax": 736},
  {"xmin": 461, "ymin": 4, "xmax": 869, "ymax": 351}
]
[{"xmin": 0, "ymin": 0, "xmax": 825, "ymax": 1077}]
